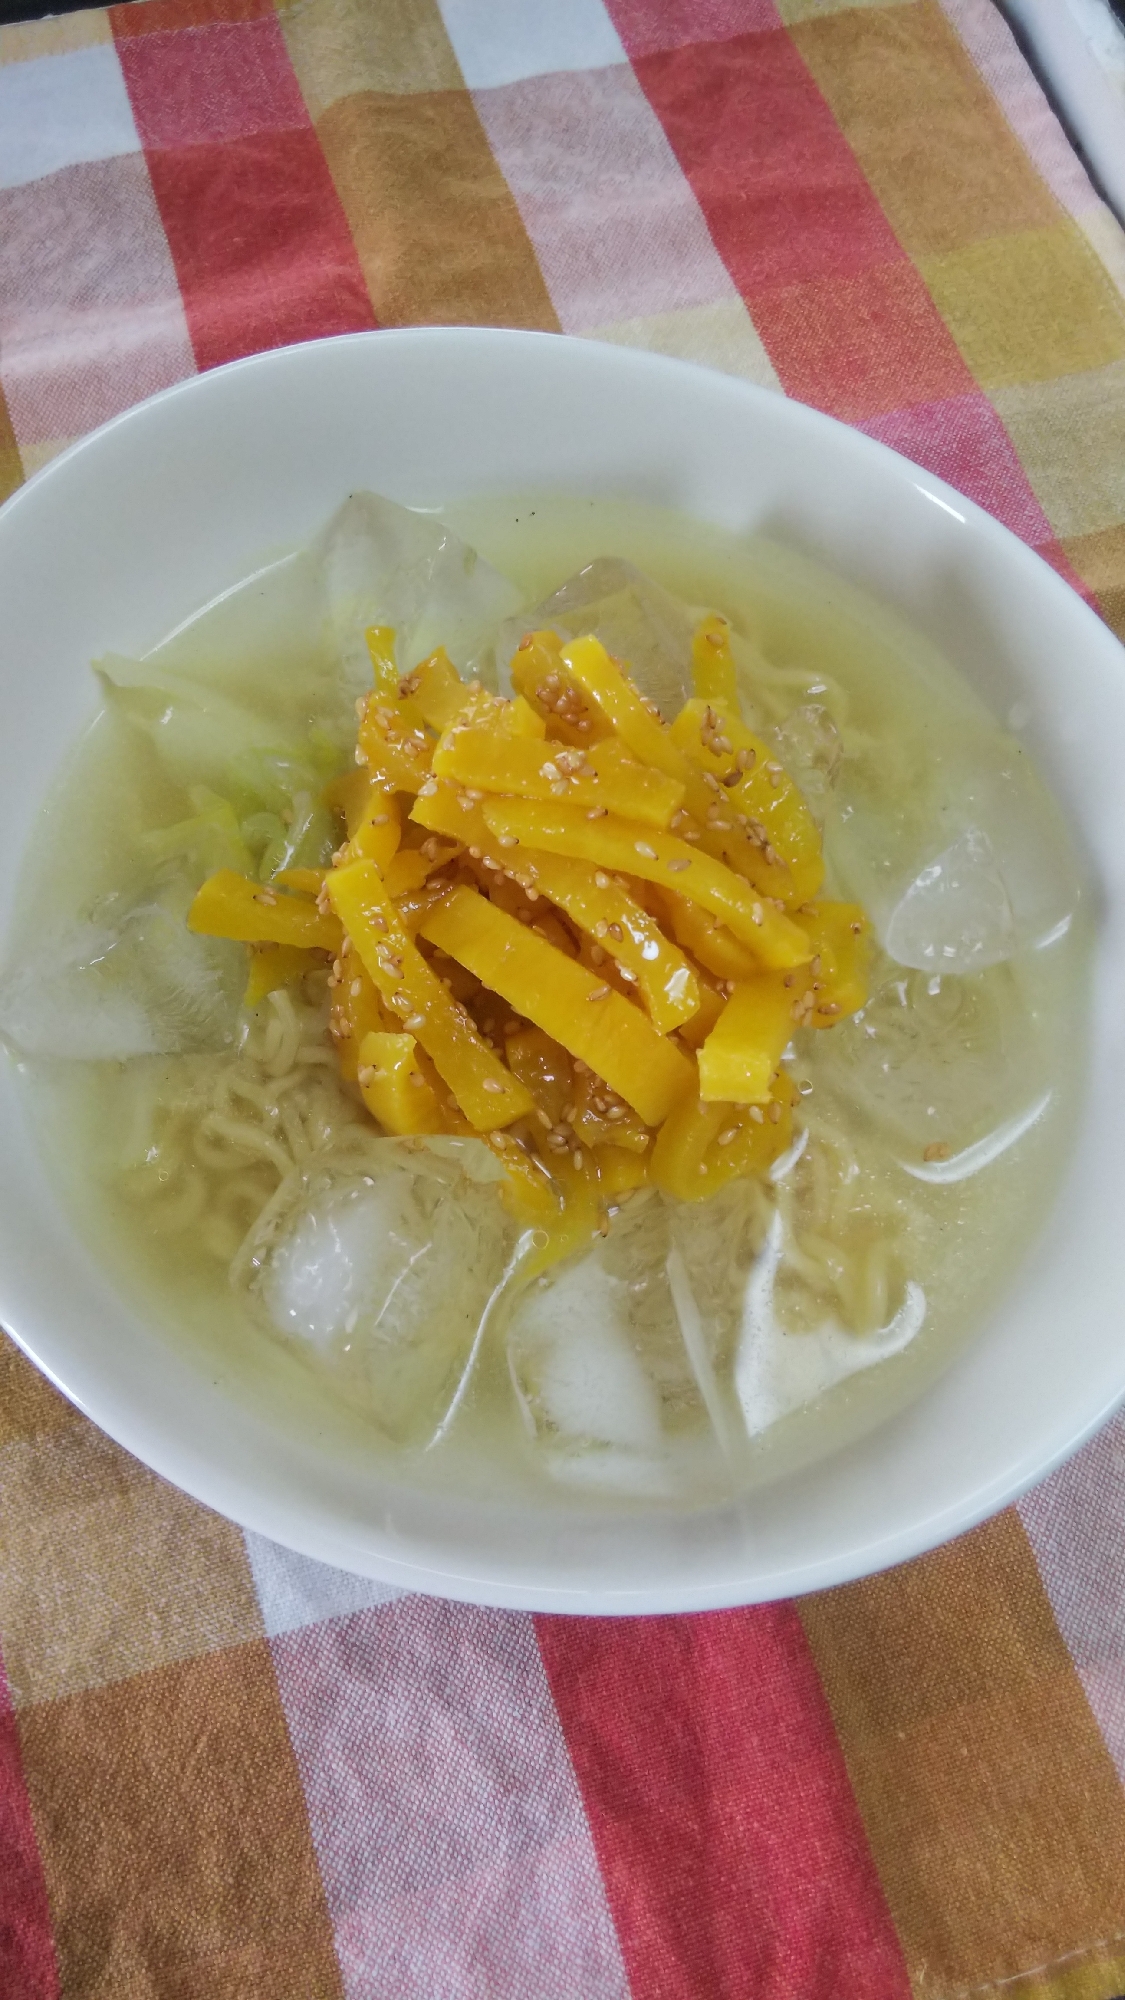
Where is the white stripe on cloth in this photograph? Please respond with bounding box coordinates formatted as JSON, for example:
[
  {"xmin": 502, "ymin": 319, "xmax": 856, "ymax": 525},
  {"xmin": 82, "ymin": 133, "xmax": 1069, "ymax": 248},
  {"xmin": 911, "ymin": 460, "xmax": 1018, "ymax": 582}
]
[
  {"xmin": 470, "ymin": 58, "xmax": 757, "ymax": 337},
  {"xmin": 1020, "ymin": 1409, "xmax": 1125, "ymax": 1785},
  {"xmin": 242, "ymin": 1531, "xmax": 405, "ymax": 1640},
  {"xmin": 272, "ymin": 1596, "xmax": 631, "ymax": 2000},
  {"xmin": 0, "ymin": 44, "xmax": 141, "ymax": 192},
  {"xmin": 436, "ymin": 0, "xmax": 627, "ymax": 90}
]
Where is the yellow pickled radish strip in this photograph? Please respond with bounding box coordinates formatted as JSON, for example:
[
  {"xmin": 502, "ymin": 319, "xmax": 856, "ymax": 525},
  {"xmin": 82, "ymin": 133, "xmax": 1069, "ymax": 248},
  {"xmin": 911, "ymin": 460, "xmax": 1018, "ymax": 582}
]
[
  {"xmin": 799, "ymin": 902, "xmax": 870, "ymax": 1024},
  {"xmin": 670, "ymin": 699, "xmax": 824, "ymax": 906},
  {"xmin": 504, "ymin": 1026, "xmax": 572, "ymax": 1127},
  {"xmin": 188, "ymin": 870, "xmax": 341, "ymax": 951},
  {"xmin": 509, "ymin": 631, "xmax": 611, "ymax": 746},
  {"xmin": 327, "ymin": 862, "xmax": 533, "ymax": 1130},
  {"xmin": 505, "ymin": 850, "xmax": 698, "ymax": 1035},
  {"xmin": 330, "ymin": 951, "xmax": 390, "ymax": 1082},
  {"xmin": 675, "ymin": 978, "xmax": 726, "ymax": 1050},
  {"xmin": 410, "ymin": 780, "xmax": 491, "ymax": 848},
  {"xmin": 571, "ymin": 1066, "xmax": 650, "ymax": 1154},
  {"xmin": 481, "ymin": 799, "xmax": 812, "ymax": 968},
  {"xmin": 715, "ymin": 1077, "xmax": 798, "ymax": 1187},
  {"xmin": 357, "ymin": 700, "xmax": 434, "ymax": 793},
  {"xmin": 651, "ymin": 1079, "xmax": 793, "ymax": 1201},
  {"xmin": 596, "ymin": 1144, "xmax": 649, "ymax": 1201},
  {"xmin": 561, "ymin": 635, "xmax": 689, "ymax": 782},
  {"xmin": 381, "ymin": 842, "xmax": 460, "ymax": 898},
  {"xmin": 523, "ymin": 1148, "xmax": 603, "ymax": 1277},
  {"xmin": 488, "ymin": 1133, "xmax": 562, "ymax": 1228},
  {"xmin": 419, "ymin": 887, "xmax": 694, "ymax": 1126},
  {"xmin": 509, "ymin": 695, "xmax": 547, "ymax": 738},
  {"xmin": 432, "ymin": 719, "xmax": 683, "ymax": 828},
  {"xmin": 660, "ymin": 892, "xmax": 763, "ymax": 982},
  {"xmin": 396, "ymin": 647, "xmax": 470, "ymax": 731},
  {"xmin": 691, "ymin": 615, "xmax": 740, "ymax": 712},
  {"xmin": 356, "ymin": 1031, "xmax": 445, "ymax": 1135},
  {"xmin": 697, "ymin": 976, "xmax": 795, "ymax": 1104},
  {"xmin": 413, "ymin": 779, "xmax": 700, "ymax": 1032},
  {"xmin": 323, "ymin": 768, "xmax": 377, "ymax": 836},
  {"xmin": 274, "ymin": 867, "xmax": 327, "ymax": 897},
  {"xmin": 650, "ymin": 1087, "xmax": 727, "ymax": 1200},
  {"xmin": 365, "ymin": 625, "xmax": 399, "ymax": 700},
  {"xmin": 244, "ymin": 942, "xmax": 318, "ymax": 1007},
  {"xmin": 350, "ymin": 786, "xmax": 401, "ymax": 868}
]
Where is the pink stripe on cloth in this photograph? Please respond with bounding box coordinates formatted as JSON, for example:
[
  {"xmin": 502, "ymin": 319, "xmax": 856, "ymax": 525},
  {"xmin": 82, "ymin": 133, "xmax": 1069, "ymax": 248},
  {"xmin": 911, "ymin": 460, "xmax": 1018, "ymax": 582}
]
[
  {"xmin": 537, "ymin": 1605, "xmax": 910, "ymax": 2000},
  {"xmin": 1020, "ymin": 1410, "xmax": 1125, "ymax": 1788},
  {"xmin": 857, "ymin": 392, "xmax": 1056, "ymax": 549},
  {"xmin": 272, "ymin": 1598, "xmax": 630, "ymax": 2000},
  {"xmin": 935, "ymin": 0, "xmax": 1103, "ymax": 224},
  {"xmin": 0, "ymin": 1649, "xmax": 58, "ymax": 2000}
]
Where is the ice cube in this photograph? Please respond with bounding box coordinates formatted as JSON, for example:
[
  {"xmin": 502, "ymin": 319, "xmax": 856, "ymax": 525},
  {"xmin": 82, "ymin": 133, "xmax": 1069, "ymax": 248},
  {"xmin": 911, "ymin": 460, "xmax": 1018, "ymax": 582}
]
[
  {"xmin": 0, "ymin": 922, "xmax": 159, "ymax": 1060},
  {"xmin": 766, "ymin": 703, "xmax": 842, "ymax": 822},
  {"xmin": 811, "ymin": 958, "xmax": 1035, "ymax": 1156},
  {"xmin": 507, "ymin": 1191, "xmax": 752, "ymax": 1492},
  {"xmin": 509, "ymin": 1256, "xmax": 665, "ymax": 1455},
  {"xmin": 315, "ymin": 492, "xmax": 523, "ymax": 693},
  {"xmin": 242, "ymin": 1144, "xmax": 518, "ymax": 1445},
  {"xmin": 0, "ymin": 895, "xmax": 241, "ymax": 1061},
  {"xmin": 884, "ymin": 828, "xmax": 1016, "ymax": 974},
  {"xmin": 494, "ymin": 558, "xmax": 694, "ymax": 714},
  {"xmin": 733, "ymin": 1213, "xmax": 925, "ymax": 1436}
]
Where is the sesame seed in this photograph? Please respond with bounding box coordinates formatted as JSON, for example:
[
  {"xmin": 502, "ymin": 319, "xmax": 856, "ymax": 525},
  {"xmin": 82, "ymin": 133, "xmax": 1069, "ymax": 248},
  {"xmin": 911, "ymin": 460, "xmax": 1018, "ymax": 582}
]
[
  {"xmin": 588, "ymin": 984, "xmax": 611, "ymax": 1001},
  {"xmin": 595, "ymin": 872, "xmax": 611, "ymax": 889},
  {"xmin": 483, "ymin": 1077, "xmax": 505, "ymax": 1094},
  {"xmin": 405, "ymin": 1013, "xmax": 426, "ymax": 1032},
  {"xmin": 253, "ymin": 889, "xmax": 278, "ymax": 906},
  {"xmin": 573, "ymin": 1150, "xmax": 585, "ymax": 1171},
  {"xmin": 717, "ymin": 1125, "xmax": 740, "ymax": 1147},
  {"xmin": 666, "ymin": 857, "xmax": 691, "ymax": 872},
  {"xmin": 768, "ymin": 1102, "xmax": 782, "ymax": 1123},
  {"xmin": 635, "ymin": 841, "xmax": 657, "ymax": 859},
  {"xmin": 350, "ymin": 979, "xmax": 363, "ymax": 998},
  {"xmin": 749, "ymin": 1105, "xmax": 764, "ymax": 1123},
  {"xmin": 498, "ymin": 834, "xmax": 518, "ymax": 848}
]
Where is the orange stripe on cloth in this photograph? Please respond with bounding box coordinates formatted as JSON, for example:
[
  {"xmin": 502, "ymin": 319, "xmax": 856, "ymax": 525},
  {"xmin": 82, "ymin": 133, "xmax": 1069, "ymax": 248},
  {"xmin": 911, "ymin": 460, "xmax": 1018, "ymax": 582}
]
[
  {"xmin": 788, "ymin": 1, "xmax": 1059, "ymax": 260},
  {"xmin": 307, "ymin": 86, "xmax": 560, "ymax": 330},
  {"xmin": 799, "ymin": 1510, "xmax": 1125, "ymax": 2000},
  {"xmin": 0, "ymin": 1419, "xmax": 263, "ymax": 1709},
  {"xmin": 17, "ymin": 1644, "xmax": 343, "ymax": 2000},
  {"xmin": 0, "ymin": 1331, "xmax": 76, "ymax": 1451}
]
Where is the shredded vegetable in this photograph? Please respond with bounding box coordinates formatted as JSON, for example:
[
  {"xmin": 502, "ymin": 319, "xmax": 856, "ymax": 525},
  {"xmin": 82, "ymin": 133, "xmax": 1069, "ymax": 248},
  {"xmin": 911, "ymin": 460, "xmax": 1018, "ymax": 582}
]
[{"xmin": 187, "ymin": 621, "xmax": 871, "ymax": 1264}]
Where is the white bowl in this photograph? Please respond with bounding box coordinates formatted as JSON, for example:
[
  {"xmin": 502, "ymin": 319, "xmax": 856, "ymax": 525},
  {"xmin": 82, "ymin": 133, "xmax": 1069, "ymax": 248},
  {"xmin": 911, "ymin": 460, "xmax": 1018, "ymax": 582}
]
[{"xmin": 1, "ymin": 328, "xmax": 1123, "ymax": 1613}]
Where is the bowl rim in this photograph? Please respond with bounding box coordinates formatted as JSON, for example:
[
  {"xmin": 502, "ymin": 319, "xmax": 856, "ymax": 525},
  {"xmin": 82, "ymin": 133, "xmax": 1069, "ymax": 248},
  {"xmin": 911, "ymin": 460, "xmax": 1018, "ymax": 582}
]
[{"xmin": 2, "ymin": 323, "xmax": 1123, "ymax": 1613}]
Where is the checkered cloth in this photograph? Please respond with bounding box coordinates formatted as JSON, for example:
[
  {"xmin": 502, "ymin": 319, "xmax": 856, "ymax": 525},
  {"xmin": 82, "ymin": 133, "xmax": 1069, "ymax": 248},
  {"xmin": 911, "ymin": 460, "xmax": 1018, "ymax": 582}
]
[{"xmin": 3, "ymin": 3, "xmax": 1125, "ymax": 1995}]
